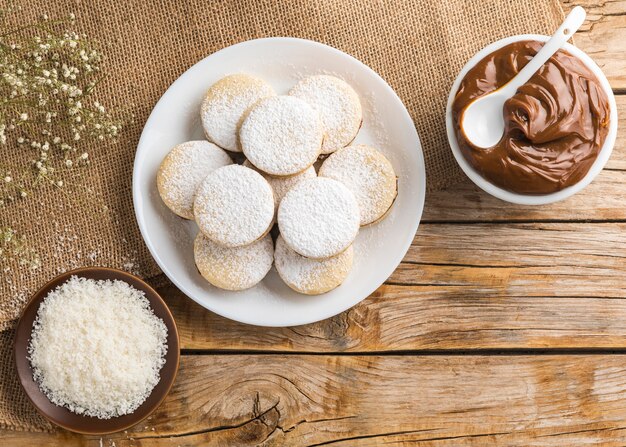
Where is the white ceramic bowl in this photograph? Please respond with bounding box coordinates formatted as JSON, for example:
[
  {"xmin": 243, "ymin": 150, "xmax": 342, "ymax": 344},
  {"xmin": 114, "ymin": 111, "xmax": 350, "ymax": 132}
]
[{"xmin": 446, "ymin": 34, "xmax": 617, "ymax": 205}]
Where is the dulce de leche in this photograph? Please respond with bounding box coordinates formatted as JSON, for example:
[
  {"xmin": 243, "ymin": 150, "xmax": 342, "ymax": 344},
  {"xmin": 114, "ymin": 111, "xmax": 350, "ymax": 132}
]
[{"xmin": 452, "ymin": 40, "xmax": 610, "ymax": 194}]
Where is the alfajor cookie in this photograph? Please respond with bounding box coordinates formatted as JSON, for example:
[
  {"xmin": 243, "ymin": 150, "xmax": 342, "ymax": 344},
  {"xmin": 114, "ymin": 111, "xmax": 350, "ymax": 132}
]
[
  {"xmin": 194, "ymin": 164, "xmax": 274, "ymax": 247},
  {"xmin": 200, "ymin": 74, "xmax": 274, "ymax": 152},
  {"xmin": 275, "ymin": 235, "xmax": 353, "ymax": 295},
  {"xmin": 157, "ymin": 140, "xmax": 232, "ymax": 219},
  {"xmin": 240, "ymin": 96, "xmax": 323, "ymax": 176},
  {"xmin": 194, "ymin": 232, "xmax": 273, "ymax": 291},
  {"xmin": 289, "ymin": 75, "xmax": 362, "ymax": 154},
  {"xmin": 278, "ymin": 177, "xmax": 360, "ymax": 259},
  {"xmin": 243, "ymin": 159, "xmax": 316, "ymax": 211},
  {"xmin": 319, "ymin": 144, "xmax": 397, "ymax": 226}
]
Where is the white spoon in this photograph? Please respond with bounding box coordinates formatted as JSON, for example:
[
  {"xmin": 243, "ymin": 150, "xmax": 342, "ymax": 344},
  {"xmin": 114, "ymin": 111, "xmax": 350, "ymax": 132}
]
[{"xmin": 461, "ymin": 6, "xmax": 587, "ymax": 149}]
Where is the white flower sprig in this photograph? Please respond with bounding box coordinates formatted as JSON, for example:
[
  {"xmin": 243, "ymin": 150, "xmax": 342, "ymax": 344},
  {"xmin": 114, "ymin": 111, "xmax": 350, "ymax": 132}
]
[
  {"xmin": 0, "ymin": 9, "xmax": 124, "ymax": 206},
  {"xmin": 0, "ymin": 226, "xmax": 40, "ymax": 269}
]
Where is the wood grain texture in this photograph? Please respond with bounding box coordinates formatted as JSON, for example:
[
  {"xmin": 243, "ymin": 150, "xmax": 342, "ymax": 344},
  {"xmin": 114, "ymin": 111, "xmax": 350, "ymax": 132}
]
[
  {"xmin": 605, "ymin": 95, "xmax": 626, "ymax": 170},
  {"xmin": 564, "ymin": 0, "xmax": 626, "ymax": 90},
  {"xmin": 4, "ymin": 355, "xmax": 626, "ymax": 446},
  {"xmin": 157, "ymin": 223, "xmax": 626, "ymax": 352}
]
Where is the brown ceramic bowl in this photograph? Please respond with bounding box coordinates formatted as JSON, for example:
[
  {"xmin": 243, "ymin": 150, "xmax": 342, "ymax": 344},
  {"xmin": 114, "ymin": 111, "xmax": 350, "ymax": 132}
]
[{"xmin": 14, "ymin": 267, "xmax": 180, "ymax": 435}]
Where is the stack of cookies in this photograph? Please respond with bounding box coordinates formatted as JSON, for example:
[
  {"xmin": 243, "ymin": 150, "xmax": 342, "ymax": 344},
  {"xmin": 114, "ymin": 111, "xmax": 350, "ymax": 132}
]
[{"xmin": 157, "ymin": 73, "xmax": 397, "ymax": 295}]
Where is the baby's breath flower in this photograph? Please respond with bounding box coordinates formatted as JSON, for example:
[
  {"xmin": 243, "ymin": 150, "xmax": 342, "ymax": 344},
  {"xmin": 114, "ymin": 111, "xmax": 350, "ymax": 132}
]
[
  {"xmin": 0, "ymin": 227, "xmax": 40, "ymax": 269},
  {"xmin": 0, "ymin": 10, "xmax": 124, "ymax": 210}
]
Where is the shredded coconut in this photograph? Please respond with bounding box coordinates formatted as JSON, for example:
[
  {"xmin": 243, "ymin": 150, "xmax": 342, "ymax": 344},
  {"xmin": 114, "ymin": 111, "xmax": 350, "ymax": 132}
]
[
  {"xmin": 193, "ymin": 164, "xmax": 274, "ymax": 247},
  {"xmin": 243, "ymin": 159, "xmax": 316, "ymax": 211},
  {"xmin": 157, "ymin": 140, "xmax": 232, "ymax": 219},
  {"xmin": 319, "ymin": 144, "xmax": 397, "ymax": 225},
  {"xmin": 278, "ymin": 177, "xmax": 360, "ymax": 259},
  {"xmin": 201, "ymin": 74, "xmax": 275, "ymax": 152},
  {"xmin": 240, "ymin": 96, "xmax": 323, "ymax": 176},
  {"xmin": 289, "ymin": 75, "xmax": 362, "ymax": 154},
  {"xmin": 28, "ymin": 276, "xmax": 168, "ymax": 419},
  {"xmin": 274, "ymin": 235, "xmax": 353, "ymax": 295},
  {"xmin": 194, "ymin": 233, "xmax": 273, "ymax": 291}
]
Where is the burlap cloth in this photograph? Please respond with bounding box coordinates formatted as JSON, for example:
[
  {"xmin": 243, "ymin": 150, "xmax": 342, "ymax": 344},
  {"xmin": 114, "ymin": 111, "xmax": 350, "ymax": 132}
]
[{"xmin": 0, "ymin": 0, "xmax": 564, "ymax": 433}]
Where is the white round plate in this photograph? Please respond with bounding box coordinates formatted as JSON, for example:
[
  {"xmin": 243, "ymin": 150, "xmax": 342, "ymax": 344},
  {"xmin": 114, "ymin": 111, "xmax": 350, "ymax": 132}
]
[{"xmin": 133, "ymin": 38, "xmax": 425, "ymax": 327}]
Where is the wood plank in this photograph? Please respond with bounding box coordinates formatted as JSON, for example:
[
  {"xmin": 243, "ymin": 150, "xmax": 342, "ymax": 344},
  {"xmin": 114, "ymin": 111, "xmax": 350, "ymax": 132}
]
[
  {"xmin": 157, "ymin": 223, "xmax": 626, "ymax": 352},
  {"xmin": 424, "ymin": 169, "xmax": 626, "ymax": 222},
  {"xmin": 606, "ymin": 94, "xmax": 626, "ymax": 170},
  {"xmin": 3, "ymin": 355, "xmax": 626, "ymax": 446},
  {"xmin": 423, "ymin": 95, "xmax": 626, "ymax": 222},
  {"xmin": 564, "ymin": 0, "xmax": 626, "ymax": 91}
]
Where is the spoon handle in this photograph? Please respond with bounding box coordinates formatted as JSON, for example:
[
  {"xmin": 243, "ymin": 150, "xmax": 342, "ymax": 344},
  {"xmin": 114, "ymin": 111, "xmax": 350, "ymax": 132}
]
[{"xmin": 505, "ymin": 6, "xmax": 586, "ymax": 92}]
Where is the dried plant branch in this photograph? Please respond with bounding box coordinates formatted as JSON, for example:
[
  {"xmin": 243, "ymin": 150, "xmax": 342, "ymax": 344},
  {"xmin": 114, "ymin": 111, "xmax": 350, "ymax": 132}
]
[{"xmin": 0, "ymin": 8, "xmax": 124, "ymax": 206}]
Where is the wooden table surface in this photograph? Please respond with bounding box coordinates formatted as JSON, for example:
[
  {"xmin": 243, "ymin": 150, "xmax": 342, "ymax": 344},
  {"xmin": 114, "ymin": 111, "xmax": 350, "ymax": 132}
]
[{"xmin": 4, "ymin": 1, "xmax": 626, "ymax": 445}]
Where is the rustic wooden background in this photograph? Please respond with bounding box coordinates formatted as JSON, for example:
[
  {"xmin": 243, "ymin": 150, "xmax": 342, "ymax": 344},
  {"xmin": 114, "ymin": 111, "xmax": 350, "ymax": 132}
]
[{"xmin": 4, "ymin": 0, "xmax": 626, "ymax": 445}]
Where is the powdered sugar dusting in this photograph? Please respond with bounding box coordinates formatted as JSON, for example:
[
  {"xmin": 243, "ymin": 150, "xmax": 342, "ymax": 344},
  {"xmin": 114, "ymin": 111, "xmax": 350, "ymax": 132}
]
[
  {"xmin": 360, "ymin": 90, "xmax": 390, "ymax": 150},
  {"xmin": 278, "ymin": 177, "xmax": 360, "ymax": 259},
  {"xmin": 201, "ymin": 74, "xmax": 275, "ymax": 152},
  {"xmin": 275, "ymin": 235, "xmax": 353, "ymax": 295},
  {"xmin": 194, "ymin": 233, "xmax": 273, "ymax": 291},
  {"xmin": 240, "ymin": 96, "xmax": 323, "ymax": 175},
  {"xmin": 157, "ymin": 141, "xmax": 232, "ymax": 219},
  {"xmin": 194, "ymin": 165, "xmax": 274, "ymax": 247},
  {"xmin": 319, "ymin": 144, "xmax": 397, "ymax": 225},
  {"xmin": 289, "ymin": 75, "xmax": 362, "ymax": 154},
  {"xmin": 243, "ymin": 159, "xmax": 316, "ymax": 210}
]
